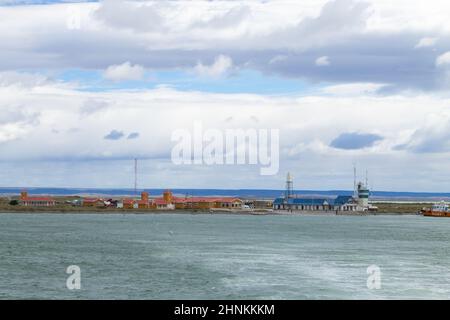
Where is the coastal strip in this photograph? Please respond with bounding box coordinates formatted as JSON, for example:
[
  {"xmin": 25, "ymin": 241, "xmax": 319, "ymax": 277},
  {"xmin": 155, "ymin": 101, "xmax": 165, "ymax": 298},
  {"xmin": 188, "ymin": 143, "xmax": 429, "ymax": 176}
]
[{"xmin": 0, "ymin": 196, "xmax": 425, "ymax": 215}]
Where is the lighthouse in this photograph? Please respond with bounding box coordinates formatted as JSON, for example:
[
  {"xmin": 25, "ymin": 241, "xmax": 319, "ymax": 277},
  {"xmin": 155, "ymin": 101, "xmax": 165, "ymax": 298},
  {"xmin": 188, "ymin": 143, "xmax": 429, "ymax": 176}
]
[
  {"xmin": 285, "ymin": 172, "xmax": 294, "ymax": 199},
  {"xmin": 357, "ymin": 182, "xmax": 370, "ymax": 208}
]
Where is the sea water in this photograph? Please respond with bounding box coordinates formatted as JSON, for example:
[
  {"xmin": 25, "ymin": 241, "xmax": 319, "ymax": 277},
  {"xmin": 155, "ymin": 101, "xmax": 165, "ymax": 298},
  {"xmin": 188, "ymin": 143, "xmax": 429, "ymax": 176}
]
[{"xmin": 0, "ymin": 213, "xmax": 449, "ymax": 299}]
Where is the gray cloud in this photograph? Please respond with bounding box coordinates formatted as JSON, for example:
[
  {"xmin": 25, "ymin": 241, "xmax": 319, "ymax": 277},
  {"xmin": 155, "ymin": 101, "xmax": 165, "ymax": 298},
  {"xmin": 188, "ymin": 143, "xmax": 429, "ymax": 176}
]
[
  {"xmin": 0, "ymin": 71, "xmax": 49, "ymax": 87},
  {"xmin": 275, "ymin": 0, "xmax": 371, "ymax": 45},
  {"xmin": 394, "ymin": 119, "xmax": 450, "ymax": 154},
  {"xmin": 104, "ymin": 129, "xmax": 124, "ymax": 140},
  {"xmin": 0, "ymin": 0, "xmax": 449, "ymax": 94},
  {"xmin": 79, "ymin": 99, "xmax": 109, "ymax": 116},
  {"xmin": 191, "ymin": 5, "xmax": 251, "ymax": 29},
  {"xmin": 0, "ymin": 106, "xmax": 40, "ymax": 126},
  {"xmin": 255, "ymin": 35, "xmax": 446, "ymax": 92},
  {"xmin": 127, "ymin": 132, "xmax": 139, "ymax": 140},
  {"xmin": 0, "ymin": 108, "xmax": 28, "ymax": 125},
  {"xmin": 94, "ymin": 0, "xmax": 166, "ymax": 32},
  {"xmin": 330, "ymin": 132, "xmax": 383, "ymax": 150}
]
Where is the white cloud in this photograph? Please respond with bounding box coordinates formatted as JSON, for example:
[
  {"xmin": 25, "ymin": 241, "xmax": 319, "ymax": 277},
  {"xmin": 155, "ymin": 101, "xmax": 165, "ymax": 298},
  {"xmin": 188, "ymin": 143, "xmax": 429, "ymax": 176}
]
[
  {"xmin": 191, "ymin": 5, "xmax": 251, "ymax": 30},
  {"xmin": 269, "ymin": 55, "xmax": 288, "ymax": 64},
  {"xmin": 322, "ymin": 83, "xmax": 387, "ymax": 96},
  {"xmin": 415, "ymin": 37, "xmax": 437, "ymax": 48},
  {"xmin": 0, "ymin": 71, "xmax": 50, "ymax": 88},
  {"xmin": 2, "ymin": 73, "xmax": 450, "ymax": 190},
  {"xmin": 394, "ymin": 112, "xmax": 450, "ymax": 153},
  {"xmin": 0, "ymin": 104, "xmax": 40, "ymax": 143},
  {"xmin": 315, "ymin": 56, "xmax": 330, "ymax": 66},
  {"xmin": 194, "ymin": 55, "xmax": 233, "ymax": 78},
  {"xmin": 94, "ymin": 0, "xmax": 166, "ymax": 33},
  {"xmin": 2, "ymin": 2, "xmax": 450, "ymax": 190},
  {"xmin": 103, "ymin": 62, "xmax": 145, "ymax": 82},
  {"xmin": 79, "ymin": 99, "xmax": 109, "ymax": 116},
  {"xmin": 436, "ymin": 52, "xmax": 450, "ymax": 67}
]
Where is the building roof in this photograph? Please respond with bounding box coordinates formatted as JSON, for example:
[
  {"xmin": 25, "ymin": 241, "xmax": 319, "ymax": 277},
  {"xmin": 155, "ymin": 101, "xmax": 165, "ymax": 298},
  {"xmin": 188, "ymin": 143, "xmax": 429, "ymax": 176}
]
[
  {"xmin": 160, "ymin": 196, "xmax": 242, "ymax": 204},
  {"xmin": 273, "ymin": 198, "xmax": 284, "ymax": 205},
  {"xmin": 274, "ymin": 195, "xmax": 354, "ymax": 206},
  {"xmin": 154, "ymin": 199, "xmax": 170, "ymax": 205},
  {"xmin": 274, "ymin": 198, "xmax": 328, "ymax": 205},
  {"xmin": 215, "ymin": 197, "xmax": 242, "ymax": 203},
  {"xmin": 333, "ymin": 195, "xmax": 354, "ymax": 205},
  {"xmin": 176, "ymin": 197, "xmax": 241, "ymax": 203},
  {"xmin": 21, "ymin": 197, "xmax": 55, "ymax": 202},
  {"xmin": 83, "ymin": 198, "xmax": 103, "ymax": 203},
  {"xmin": 289, "ymin": 198, "xmax": 330, "ymax": 205}
]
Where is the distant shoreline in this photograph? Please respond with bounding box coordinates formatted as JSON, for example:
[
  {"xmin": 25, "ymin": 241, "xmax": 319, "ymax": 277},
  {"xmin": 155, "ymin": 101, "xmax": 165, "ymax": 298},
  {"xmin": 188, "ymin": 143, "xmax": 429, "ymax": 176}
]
[
  {"xmin": 0, "ymin": 208, "xmax": 421, "ymax": 216},
  {"xmin": 1, "ymin": 187, "xmax": 450, "ymax": 202},
  {"xmin": 0, "ymin": 194, "xmax": 429, "ymax": 215}
]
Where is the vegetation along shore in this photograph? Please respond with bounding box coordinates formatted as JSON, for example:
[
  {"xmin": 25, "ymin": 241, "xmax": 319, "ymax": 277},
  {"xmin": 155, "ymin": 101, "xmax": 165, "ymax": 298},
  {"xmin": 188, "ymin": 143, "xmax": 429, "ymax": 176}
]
[{"xmin": 0, "ymin": 195, "xmax": 426, "ymax": 215}]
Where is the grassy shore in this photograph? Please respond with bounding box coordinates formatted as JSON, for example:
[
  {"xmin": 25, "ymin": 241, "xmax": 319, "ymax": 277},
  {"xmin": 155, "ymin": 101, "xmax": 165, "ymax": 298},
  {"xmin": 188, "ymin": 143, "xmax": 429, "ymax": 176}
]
[
  {"xmin": 0, "ymin": 196, "xmax": 430, "ymax": 214},
  {"xmin": 374, "ymin": 202, "xmax": 428, "ymax": 214}
]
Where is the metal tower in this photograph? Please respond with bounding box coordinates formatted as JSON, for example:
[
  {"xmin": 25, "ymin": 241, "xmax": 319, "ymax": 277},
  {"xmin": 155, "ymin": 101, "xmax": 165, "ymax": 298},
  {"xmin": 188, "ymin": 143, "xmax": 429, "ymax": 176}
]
[
  {"xmin": 365, "ymin": 169, "xmax": 368, "ymax": 188},
  {"xmin": 285, "ymin": 172, "xmax": 293, "ymax": 199},
  {"xmin": 134, "ymin": 158, "xmax": 137, "ymax": 195}
]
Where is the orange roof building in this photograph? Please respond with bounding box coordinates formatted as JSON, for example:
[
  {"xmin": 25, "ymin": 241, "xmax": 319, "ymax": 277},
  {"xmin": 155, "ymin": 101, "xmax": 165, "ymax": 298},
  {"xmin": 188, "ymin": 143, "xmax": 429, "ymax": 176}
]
[
  {"xmin": 153, "ymin": 190, "xmax": 242, "ymax": 210},
  {"xmin": 19, "ymin": 191, "xmax": 56, "ymax": 207}
]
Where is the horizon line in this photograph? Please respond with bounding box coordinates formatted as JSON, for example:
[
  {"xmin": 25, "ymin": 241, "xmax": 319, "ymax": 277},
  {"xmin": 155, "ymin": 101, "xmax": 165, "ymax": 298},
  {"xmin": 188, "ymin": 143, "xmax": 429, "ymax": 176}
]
[{"xmin": 1, "ymin": 186, "xmax": 450, "ymax": 195}]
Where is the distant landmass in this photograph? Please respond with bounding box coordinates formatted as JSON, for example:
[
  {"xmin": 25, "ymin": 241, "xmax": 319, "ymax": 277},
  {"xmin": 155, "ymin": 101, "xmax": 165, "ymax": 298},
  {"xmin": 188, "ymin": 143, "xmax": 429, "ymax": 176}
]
[{"xmin": 1, "ymin": 187, "xmax": 450, "ymax": 201}]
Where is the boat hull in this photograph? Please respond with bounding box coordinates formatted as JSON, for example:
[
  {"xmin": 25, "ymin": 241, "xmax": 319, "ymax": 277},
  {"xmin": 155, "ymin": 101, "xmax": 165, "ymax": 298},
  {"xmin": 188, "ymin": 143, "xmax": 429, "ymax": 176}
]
[{"xmin": 423, "ymin": 210, "xmax": 450, "ymax": 217}]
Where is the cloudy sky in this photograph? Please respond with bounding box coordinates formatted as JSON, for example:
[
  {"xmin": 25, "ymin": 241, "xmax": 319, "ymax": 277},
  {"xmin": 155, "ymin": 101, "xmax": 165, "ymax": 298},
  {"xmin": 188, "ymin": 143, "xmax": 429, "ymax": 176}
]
[{"xmin": 1, "ymin": 0, "xmax": 450, "ymax": 191}]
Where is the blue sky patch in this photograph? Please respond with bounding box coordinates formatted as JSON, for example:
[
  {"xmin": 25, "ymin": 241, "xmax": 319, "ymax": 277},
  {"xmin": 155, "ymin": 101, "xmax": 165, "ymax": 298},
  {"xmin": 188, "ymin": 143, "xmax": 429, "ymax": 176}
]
[
  {"xmin": 330, "ymin": 132, "xmax": 383, "ymax": 150},
  {"xmin": 55, "ymin": 68, "xmax": 317, "ymax": 95}
]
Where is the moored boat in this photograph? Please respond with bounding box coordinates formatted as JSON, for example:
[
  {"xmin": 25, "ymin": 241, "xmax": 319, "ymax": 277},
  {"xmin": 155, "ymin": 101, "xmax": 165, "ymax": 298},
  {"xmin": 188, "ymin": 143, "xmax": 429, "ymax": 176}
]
[{"xmin": 422, "ymin": 201, "xmax": 450, "ymax": 217}]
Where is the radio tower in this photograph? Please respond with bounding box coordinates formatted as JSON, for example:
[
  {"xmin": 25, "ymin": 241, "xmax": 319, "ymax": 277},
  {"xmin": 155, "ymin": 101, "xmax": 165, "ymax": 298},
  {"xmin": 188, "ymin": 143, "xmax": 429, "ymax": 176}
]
[{"xmin": 134, "ymin": 158, "xmax": 138, "ymax": 195}]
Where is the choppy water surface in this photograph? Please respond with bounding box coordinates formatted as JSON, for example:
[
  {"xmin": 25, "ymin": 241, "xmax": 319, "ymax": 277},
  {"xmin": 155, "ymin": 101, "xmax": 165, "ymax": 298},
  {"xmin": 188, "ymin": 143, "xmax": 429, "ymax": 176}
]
[{"xmin": 1, "ymin": 213, "xmax": 449, "ymax": 299}]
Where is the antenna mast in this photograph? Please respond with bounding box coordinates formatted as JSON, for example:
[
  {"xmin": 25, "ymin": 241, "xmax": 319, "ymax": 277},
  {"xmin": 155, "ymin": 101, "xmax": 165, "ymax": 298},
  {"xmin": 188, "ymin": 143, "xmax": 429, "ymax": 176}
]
[{"xmin": 134, "ymin": 158, "xmax": 137, "ymax": 195}]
